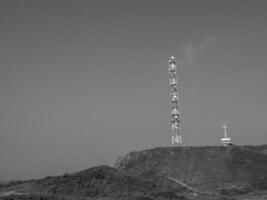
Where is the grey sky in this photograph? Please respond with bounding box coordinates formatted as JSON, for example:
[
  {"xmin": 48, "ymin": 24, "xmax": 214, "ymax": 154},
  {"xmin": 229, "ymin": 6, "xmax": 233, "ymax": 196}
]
[{"xmin": 1, "ymin": 0, "xmax": 267, "ymax": 180}]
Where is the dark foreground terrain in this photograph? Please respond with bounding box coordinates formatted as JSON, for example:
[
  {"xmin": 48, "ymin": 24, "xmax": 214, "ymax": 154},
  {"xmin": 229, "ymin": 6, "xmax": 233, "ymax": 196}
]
[{"xmin": 1, "ymin": 145, "xmax": 267, "ymax": 200}]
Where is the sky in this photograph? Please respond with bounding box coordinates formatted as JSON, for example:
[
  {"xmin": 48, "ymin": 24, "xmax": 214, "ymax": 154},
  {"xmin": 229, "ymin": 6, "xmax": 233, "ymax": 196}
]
[{"xmin": 0, "ymin": 0, "xmax": 267, "ymax": 180}]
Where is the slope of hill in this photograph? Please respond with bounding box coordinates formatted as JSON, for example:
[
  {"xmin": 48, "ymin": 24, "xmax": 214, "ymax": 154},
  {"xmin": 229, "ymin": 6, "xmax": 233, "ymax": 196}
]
[
  {"xmin": 0, "ymin": 166, "xmax": 161, "ymax": 200},
  {"xmin": 115, "ymin": 145, "xmax": 267, "ymax": 194},
  {"xmin": 1, "ymin": 145, "xmax": 267, "ymax": 200}
]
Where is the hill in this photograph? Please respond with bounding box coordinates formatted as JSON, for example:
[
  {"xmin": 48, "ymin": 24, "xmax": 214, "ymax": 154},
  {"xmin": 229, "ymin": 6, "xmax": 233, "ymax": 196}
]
[
  {"xmin": 1, "ymin": 145, "xmax": 267, "ymax": 200},
  {"xmin": 0, "ymin": 166, "xmax": 160, "ymax": 200},
  {"xmin": 116, "ymin": 145, "xmax": 267, "ymax": 191}
]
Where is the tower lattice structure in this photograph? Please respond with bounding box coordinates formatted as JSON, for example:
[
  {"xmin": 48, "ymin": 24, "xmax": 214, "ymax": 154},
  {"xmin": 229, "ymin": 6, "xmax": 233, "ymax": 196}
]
[{"xmin": 168, "ymin": 57, "xmax": 182, "ymax": 145}]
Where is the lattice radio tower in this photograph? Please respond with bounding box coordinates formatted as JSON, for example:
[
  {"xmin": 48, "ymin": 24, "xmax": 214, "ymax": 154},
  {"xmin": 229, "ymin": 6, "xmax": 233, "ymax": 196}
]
[{"xmin": 168, "ymin": 56, "xmax": 182, "ymax": 145}]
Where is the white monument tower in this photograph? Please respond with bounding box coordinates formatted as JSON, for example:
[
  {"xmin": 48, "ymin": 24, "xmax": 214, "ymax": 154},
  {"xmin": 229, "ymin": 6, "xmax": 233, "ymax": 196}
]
[
  {"xmin": 168, "ymin": 57, "xmax": 182, "ymax": 146},
  {"xmin": 221, "ymin": 123, "xmax": 231, "ymax": 146}
]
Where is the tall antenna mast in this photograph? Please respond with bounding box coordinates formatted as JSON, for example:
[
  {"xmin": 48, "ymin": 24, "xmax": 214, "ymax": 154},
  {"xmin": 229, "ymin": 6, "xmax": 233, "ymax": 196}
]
[
  {"xmin": 168, "ymin": 56, "xmax": 182, "ymax": 146},
  {"xmin": 222, "ymin": 123, "xmax": 228, "ymax": 138}
]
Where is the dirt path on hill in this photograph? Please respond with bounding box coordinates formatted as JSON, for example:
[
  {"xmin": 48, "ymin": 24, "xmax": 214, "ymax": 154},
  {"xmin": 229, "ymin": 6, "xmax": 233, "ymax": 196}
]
[
  {"xmin": 0, "ymin": 190, "xmax": 26, "ymax": 197},
  {"xmin": 167, "ymin": 176, "xmax": 215, "ymax": 196}
]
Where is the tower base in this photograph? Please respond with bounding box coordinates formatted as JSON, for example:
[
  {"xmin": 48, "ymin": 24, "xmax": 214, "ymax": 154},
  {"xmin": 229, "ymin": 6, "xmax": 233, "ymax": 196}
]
[{"xmin": 172, "ymin": 135, "xmax": 182, "ymax": 146}]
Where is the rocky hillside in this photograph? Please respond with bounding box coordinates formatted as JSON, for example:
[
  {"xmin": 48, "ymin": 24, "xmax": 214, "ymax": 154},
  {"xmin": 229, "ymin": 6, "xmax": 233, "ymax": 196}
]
[
  {"xmin": 1, "ymin": 145, "xmax": 267, "ymax": 200},
  {"xmin": 116, "ymin": 145, "xmax": 267, "ymax": 191},
  {"xmin": 0, "ymin": 166, "xmax": 160, "ymax": 200}
]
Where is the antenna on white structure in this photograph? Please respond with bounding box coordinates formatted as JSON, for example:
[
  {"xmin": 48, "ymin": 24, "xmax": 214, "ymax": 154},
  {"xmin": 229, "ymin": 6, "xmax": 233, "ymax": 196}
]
[
  {"xmin": 221, "ymin": 123, "xmax": 231, "ymax": 146},
  {"xmin": 168, "ymin": 56, "xmax": 182, "ymax": 146}
]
